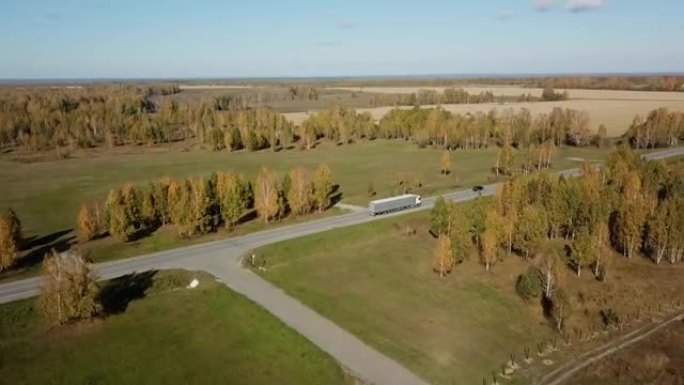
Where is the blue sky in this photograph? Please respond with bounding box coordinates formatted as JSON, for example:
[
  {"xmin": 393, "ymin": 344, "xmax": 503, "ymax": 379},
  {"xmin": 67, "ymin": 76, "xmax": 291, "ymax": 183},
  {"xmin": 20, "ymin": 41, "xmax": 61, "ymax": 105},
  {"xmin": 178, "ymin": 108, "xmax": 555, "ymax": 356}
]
[{"xmin": 0, "ymin": 0, "xmax": 682, "ymax": 78}]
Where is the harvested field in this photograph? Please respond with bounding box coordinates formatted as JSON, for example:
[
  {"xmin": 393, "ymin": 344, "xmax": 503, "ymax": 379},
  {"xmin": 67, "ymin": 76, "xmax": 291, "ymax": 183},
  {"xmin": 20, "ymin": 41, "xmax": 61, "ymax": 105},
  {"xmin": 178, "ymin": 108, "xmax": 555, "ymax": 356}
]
[
  {"xmin": 284, "ymin": 99, "xmax": 684, "ymax": 137},
  {"xmin": 328, "ymin": 86, "xmax": 684, "ymax": 101},
  {"xmin": 177, "ymin": 84, "xmax": 258, "ymax": 90}
]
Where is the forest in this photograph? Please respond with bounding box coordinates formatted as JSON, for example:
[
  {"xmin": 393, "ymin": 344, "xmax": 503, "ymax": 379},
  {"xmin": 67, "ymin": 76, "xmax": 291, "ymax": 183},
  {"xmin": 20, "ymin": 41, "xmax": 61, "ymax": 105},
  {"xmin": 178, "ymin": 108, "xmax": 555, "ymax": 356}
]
[
  {"xmin": 1, "ymin": 82, "xmax": 681, "ymax": 155},
  {"xmin": 305, "ymin": 75, "xmax": 684, "ymax": 92},
  {"xmin": 430, "ymin": 146, "xmax": 683, "ymax": 331},
  {"xmin": 0, "ymin": 163, "xmax": 337, "ymax": 272}
]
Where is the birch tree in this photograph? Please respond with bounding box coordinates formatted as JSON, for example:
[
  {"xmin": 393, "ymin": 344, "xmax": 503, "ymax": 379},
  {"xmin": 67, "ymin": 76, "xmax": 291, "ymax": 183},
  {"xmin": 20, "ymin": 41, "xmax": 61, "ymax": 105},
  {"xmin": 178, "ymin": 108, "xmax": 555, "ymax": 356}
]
[
  {"xmin": 433, "ymin": 234, "xmax": 454, "ymax": 277},
  {"xmin": 313, "ymin": 163, "xmax": 333, "ymax": 212},
  {"xmin": 287, "ymin": 167, "xmax": 314, "ymax": 215},
  {"xmin": 76, "ymin": 204, "xmax": 99, "ymax": 242},
  {"xmin": 440, "ymin": 151, "xmax": 451, "ymax": 175},
  {"xmin": 39, "ymin": 250, "xmax": 101, "ymax": 324},
  {"xmin": 255, "ymin": 167, "xmax": 280, "ymax": 223},
  {"xmin": 0, "ymin": 217, "xmax": 17, "ymax": 271}
]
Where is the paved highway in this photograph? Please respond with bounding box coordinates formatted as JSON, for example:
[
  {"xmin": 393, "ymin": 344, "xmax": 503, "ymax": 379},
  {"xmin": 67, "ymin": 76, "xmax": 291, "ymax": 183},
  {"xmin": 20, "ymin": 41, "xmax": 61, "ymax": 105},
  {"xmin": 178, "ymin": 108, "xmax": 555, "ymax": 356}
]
[
  {"xmin": 0, "ymin": 147, "xmax": 681, "ymax": 304},
  {"xmin": 0, "ymin": 147, "xmax": 681, "ymax": 385}
]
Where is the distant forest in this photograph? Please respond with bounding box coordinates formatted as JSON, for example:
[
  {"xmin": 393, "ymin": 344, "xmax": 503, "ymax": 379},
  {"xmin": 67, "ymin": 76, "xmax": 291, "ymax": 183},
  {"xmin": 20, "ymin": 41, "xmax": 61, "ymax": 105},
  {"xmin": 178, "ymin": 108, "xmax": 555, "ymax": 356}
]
[
  {"xmin": 286, "ymin": 75, "xmax": 684, "ymax": 92},
  {"xmin": 0, "ymin": 80, "xmax": 682, "ymax": 154}
]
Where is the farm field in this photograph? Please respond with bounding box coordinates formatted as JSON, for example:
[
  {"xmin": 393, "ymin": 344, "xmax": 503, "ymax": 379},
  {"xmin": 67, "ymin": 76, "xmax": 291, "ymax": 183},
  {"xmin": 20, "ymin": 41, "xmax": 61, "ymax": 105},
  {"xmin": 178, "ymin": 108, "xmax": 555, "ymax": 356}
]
[
  {"xmin": 284, "ymin": 99, "xmax": 684, "ymax": 136},
  {"xmin": 254, "ymin": 210, "xmax": 552, "ymax": 385},
  {"xmin": 0, "ymin": 140, "xmax": 609, "ymax": 240},
  {"xmin": 253, "ymin": 207, "xmax": 684, "ymax": 385},
  {"xmin": 0, "ymin": 270, "xmax": 352, "ymax": 385},
  {"xmin": 328, "ymin": 86, "xmax": 684, "ymax": 101},
  {"xmin": 170, "ymin": 85, "xmax": 403, "ymax": 113}
]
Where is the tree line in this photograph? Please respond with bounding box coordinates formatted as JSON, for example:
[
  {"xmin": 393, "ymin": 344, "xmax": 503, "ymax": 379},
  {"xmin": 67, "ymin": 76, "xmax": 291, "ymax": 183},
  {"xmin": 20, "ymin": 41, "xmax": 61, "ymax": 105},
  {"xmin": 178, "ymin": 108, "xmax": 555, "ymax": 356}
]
[
  {"xmin": 1, "ymin": 82, "xmax": 680, "ymax": 155},
  {"xmin": 368, "ymin": 88, "xmax": 501, "ymax": 107},
  {"xmin": 374, "ymin": 106, "xmax": 600, "ymax": 150},
  {"xmin": 315, "ymin": 75, "xmax": 684, "ymax": 92},
  {"xmin": 623, "ymin": 108, "xmax": 684, "ymax": 149},
  {"xmin": 77, "ymin": 164, "xmax": 335, "ymax": 243},
  {"xmin": 0, "ymin": 86, "xmax": 295, "ymax": 152},
  {"xmin": 430, "ymin": 146, "xmax": 683, "ymax": 330}
]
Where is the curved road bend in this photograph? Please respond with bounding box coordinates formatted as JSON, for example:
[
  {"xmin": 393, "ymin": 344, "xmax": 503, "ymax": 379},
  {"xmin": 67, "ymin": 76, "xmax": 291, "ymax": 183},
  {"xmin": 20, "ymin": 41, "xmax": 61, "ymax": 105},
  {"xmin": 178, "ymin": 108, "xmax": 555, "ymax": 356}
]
[{"xmin": 0, "ymin": 147, "xmax": 681, "ymax": 385}]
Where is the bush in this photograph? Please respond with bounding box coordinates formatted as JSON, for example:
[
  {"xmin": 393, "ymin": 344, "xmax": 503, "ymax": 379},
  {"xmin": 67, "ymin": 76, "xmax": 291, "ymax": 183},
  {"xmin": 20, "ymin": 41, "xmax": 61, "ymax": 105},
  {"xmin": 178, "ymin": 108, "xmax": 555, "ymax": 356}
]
[
  {"xmin": 600, "ymin": 308, "xmax": 620, "ymax": 329},
  {"xmin": 516, "ymin": 267, "xmax": 543, "ymax": 302}
]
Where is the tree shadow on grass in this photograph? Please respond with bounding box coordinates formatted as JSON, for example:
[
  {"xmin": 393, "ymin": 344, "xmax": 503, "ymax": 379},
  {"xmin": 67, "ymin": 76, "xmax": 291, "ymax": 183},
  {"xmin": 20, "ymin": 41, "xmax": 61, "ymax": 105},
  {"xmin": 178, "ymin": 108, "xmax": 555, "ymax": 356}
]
[
  {"xmin": 21, "ymin": 229, "xmax": 73, "ymax": 251},
  {"xmin": 329, "ymin": 184, "xmax": 343, "ymax": 207},
  {"xmin": 236, "ymin": 210, "xmax": 258, "ymax": 226},
  {"xmin": 99, "ymin": 270, "xmax": 157, "ymax": 314},
  {"xmin": 15, "ymin": 233, "xmax": 76, "ymax": 271}
]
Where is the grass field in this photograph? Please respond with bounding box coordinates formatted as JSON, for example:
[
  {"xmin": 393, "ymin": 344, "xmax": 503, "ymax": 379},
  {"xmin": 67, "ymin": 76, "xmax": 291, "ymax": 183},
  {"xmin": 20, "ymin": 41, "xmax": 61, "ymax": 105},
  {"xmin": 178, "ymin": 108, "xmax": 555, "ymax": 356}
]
[
  {"xmin": 254, "ymin": 210, "xmax": 552, "ymax": 385},
  {"xmin": 0, "ymin": 270, "xmax": 352, "ymax": 385},
  {"xmin": 0, "ymin": 140, "xmax": 609, "ymax": 239},
  {"xmin": 253, "ymin": 198, "xmax": 684, "ymax": 384}
]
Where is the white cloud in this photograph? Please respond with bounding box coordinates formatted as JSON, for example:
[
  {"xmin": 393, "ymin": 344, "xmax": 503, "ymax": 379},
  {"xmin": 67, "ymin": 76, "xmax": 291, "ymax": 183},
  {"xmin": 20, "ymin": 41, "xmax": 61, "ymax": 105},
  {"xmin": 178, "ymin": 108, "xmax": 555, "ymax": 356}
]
[
  {"xmin": 533, "ymin": 0, "xmax": 556, "ymax": 12},
  {"xmin": 494, "ymin": 10, "xmax": 514, "ymax": 20},
  {"xmin": 338, "ymin": 21, "xmax": 357, "ymax": 30},
  {"xmin": 565, "ymin": 0, "xmax": 607, "ymax": 12}
]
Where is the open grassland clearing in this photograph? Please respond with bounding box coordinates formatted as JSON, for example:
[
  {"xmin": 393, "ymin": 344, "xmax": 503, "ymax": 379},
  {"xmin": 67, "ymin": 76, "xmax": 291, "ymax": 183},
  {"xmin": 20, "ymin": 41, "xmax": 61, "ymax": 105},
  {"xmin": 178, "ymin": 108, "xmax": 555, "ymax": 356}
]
[
  {"xmin": 254, "ymin": 208, "xmax": 684, "ymax": 385},
  {"xmin": 0, "ymin": 270, "xmax": 352, "ymax": 385},
  {"xmin": 255, "ymin": 210, "xmax": 552, "ymax": 385},
  {"xmin": 284, "ymin": 99, "xmax": 684, "ymax": 137},
  {"xmin": 0, "ymin": 140, "xmax": 609, "ymax": 239}
]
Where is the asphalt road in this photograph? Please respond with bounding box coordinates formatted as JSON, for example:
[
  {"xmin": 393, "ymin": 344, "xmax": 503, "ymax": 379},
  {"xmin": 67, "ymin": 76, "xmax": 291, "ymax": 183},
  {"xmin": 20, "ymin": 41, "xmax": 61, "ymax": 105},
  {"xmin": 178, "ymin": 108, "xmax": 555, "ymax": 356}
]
[
  {"xmin": 3, "ymin": 147, "xmax": 681, "ymax": 304},
  {"xmin": 0, "ymin": 147, "xmax": 681, "ymax": 385}
]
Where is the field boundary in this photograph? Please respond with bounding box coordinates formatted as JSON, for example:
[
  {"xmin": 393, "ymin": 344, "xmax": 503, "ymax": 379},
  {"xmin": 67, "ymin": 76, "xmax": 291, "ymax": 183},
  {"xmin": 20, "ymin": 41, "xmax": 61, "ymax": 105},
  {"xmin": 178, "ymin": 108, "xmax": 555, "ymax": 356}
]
[{"xmin": 536, "ymin": 311, "xmax": 684, "ymax": 385}]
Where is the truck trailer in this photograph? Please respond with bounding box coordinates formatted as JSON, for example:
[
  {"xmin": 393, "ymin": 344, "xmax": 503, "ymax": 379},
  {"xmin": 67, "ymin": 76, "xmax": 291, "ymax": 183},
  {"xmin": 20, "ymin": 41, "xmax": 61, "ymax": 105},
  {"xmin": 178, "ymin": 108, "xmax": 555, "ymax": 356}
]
[{"xmin": 368, "ymin": 194, "xmax": 422, "ymax": 216}]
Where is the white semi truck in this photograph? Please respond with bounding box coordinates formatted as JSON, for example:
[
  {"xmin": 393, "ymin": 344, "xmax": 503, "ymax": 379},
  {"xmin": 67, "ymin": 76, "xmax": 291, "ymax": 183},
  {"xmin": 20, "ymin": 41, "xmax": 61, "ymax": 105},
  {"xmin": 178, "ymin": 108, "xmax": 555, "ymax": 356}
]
[{"xmin": 368, "ymin": 194, "xmax": 422, "ymax": 216}]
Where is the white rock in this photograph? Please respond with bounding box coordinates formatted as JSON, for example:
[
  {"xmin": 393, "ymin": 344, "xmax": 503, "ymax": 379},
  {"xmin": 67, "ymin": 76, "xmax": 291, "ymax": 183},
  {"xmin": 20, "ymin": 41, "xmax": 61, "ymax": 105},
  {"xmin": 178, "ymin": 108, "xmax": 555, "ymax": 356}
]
[{"xmin": 187, "ymin": 279, "xmax": 199, "ymax": 289}]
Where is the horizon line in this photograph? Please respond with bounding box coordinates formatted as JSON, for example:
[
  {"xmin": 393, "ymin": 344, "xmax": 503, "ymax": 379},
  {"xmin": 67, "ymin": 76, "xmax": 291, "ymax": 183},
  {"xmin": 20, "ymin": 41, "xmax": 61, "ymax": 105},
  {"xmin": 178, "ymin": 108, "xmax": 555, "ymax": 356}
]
[{"xmin": 2, "ymin": 71, "xmax": 684, "ymax": 85}]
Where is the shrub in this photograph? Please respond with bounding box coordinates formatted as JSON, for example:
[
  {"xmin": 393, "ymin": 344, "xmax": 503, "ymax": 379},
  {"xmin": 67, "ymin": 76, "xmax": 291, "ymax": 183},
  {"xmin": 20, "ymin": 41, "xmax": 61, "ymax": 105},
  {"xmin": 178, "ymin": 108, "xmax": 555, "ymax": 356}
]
[{"xmin": 516, "ymin": 267, "xmax": 543, "ymax": 301}]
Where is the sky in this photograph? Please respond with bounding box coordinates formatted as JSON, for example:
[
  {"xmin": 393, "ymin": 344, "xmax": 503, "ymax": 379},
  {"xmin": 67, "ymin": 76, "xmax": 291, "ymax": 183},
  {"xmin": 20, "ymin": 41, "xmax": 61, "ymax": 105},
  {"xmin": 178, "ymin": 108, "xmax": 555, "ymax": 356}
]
[{"xmin": 0, "ymin": 0, "xmax": 683, "ymax": 79}]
